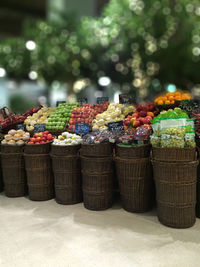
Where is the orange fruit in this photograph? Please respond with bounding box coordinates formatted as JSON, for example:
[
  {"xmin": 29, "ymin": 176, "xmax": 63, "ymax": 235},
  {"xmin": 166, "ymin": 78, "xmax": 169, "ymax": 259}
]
[
  {"xmin": 163, "ymin": 96, "xmax": 167, "ymax": 101},
  {"xmin": 174, "ymin": 91, "xmax": 181, "ymax": 96},
  {"xmin": 171, "ymin": 100, "xmax": 175, "ymax": 104},
  {"xmin": 157, "ymin": 100, "xmax": 164, "ymax": 105},
  {"xmin": 182, "ymin": 93, "xmax": 191, "ymax": 100},
  {"xmin": 165, "ymin": 100, "xmax": 170, "ymax": 104},
  {"xmin": 175, "ymin": 96, "xmax": 182, "ymax": 101},
  {"xmin": 168, "ymin": 96, "xmax": 174, "ymax": 101}
]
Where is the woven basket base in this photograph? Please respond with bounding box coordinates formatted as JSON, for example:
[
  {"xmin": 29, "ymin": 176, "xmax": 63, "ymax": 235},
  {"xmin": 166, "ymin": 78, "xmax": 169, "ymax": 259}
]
[
  {"xmin": 157, "ymin": 203, "xmax": 196, "ymax": 229},
  {"xmin": 55, "ymin": 187, "xmax": 82, "ymax": 205},
  {"xmin": 28, "ymin": 186, "xmax": 54, "ymax": 201},
  {"xmin": 4, "ymin": 183, "xmax": 27, "ymax": 198},
  {"xmin": 121, "ymin": 194, "xmax": 153, "ymax": 213},
  {"xmin": 83, "ymin": 192, "xmax": 113, "ymax": 211}
]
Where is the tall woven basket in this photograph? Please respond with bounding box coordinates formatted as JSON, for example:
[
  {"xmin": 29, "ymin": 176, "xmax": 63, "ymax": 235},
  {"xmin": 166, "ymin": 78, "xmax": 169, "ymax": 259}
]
[
  {"xmin": 24, "ymin": 153, "xmax": 54, "ymax": 201},
  {"xmin": 0, "ymin": 154, "xmax": 3, "ymax": 192},
  {"xmin": 51, "ymin": 153, "xmax": 82, "ymax": 205},
  {"xmin": 82, "ymin": 171, "xmax": 114, "ymax": 211},
  {"xmin": 196, "ymin": 163, "xmax": 200, "ymax": 218},
  {"xmin": 51, "ymin": 144, "xmax": 80, "ymax": 156},
  {"xmin": 1, "ymin": 151, "xmax": 27, "ymax": 197},
  {"xmin": 115, "ymin": 157, "xmax": 154, "ymax": 212},
  {"xmin": 152, "ymin": 160, "xmax": 198, "ymax": 228}
]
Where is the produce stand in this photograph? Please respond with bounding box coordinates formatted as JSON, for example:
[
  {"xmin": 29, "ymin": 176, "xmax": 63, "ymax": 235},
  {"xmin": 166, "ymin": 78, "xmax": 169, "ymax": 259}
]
[{"xmin": 0, "ymin": 91, "xmax": 200, "ymax": 229}]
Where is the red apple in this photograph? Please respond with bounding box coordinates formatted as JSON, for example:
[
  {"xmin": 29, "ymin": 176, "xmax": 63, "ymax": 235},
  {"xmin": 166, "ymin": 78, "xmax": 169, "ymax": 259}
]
[
  {"xmin": 139, "ymin": 111, "xmax": 147, "ymax": 117},
  {"xmin": 35, "ymin": 142, "xmax": 40, "ymax": 145},
  {"xmin": 28, "ymin": 142, "xmax": 34, "ymax": 145},
  {"xmin": 134, "ymin": 120, "xmax": 141, "ymax": 127},
  {"xmin": 143, "ymin": 117, "xmax": 151, "ymax": 124},
  {"xmin": 30, "ymin": 138, "xmax": 36, "ymax": 142}
]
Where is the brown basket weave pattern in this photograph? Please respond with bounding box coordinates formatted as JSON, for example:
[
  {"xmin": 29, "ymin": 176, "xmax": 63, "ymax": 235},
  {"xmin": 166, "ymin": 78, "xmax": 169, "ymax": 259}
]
[
  {"xmin": 4, "ymin": 183, "xmax": 27, "ymax": 198},
  {"xmin": 54, "ymin": 171, "xmax": 82, "ymax": 205},
  {"xmin": 152, "ymin": 160, "xmax": 198, "ymax": 228},
  {"xmin": 196, "ymin": 163, "xmax": 200, "ymax": 218},
  {"xmin": 152, "ymin": 160, "xmax": 198, "ymax": 183},
  {"xmin": 51, "ymin": 155, "xmax": 80, "ymax": 172},
  {"xmin": 152, "ymin": 147, "xmax": 196, "ymax": 162},
  {"xmin": 1, "ymin": 152, "xmax": 26, "ymax": 197},
  {"xmin": 24, "ymin": 142, "xmax": 51, "ymax": 154},
  {"xmin": 1, "ymin": 144, "xmax": 24, "ymax": 154},
  {"xmin": 24, "ymin": 154, "xmax": 51, "ymax": 169},
  {"xmin": 24, "ymin": 153, "xmax": 54, "ymax": 201},
  {"xmin": 80, "ymin": 143, "xmax": 113, "ymax": 157},
  {"xmin": 82, "ymin": 171, "xmax": 114, "ymax": 211},
  {"xmin": 28, "ymin": 185, "xmax": 54, "ymax": 201},
  {"xmin": 157, "ymin": 202, "xmax": 196, "ymax": 228},
  {"xmin": 115, "ymin": 157, "xmax": 152, "ymax": 178},
  {"xmin": 51, "ymin": 144, "xmax": 80, "ymax": 156},
  {"xmin": 81, "ymin": 156, "xmax": 113, "ymax": 173},
  {"xmin": 116, "ymin": 144, "xmax": 151, "ymax": 159}
]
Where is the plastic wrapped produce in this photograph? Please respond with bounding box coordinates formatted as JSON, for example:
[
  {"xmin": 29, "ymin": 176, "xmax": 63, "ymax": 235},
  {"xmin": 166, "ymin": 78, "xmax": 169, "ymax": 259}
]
[
  {"xmin": 185, "ymin": 131, "xmax": 195, "ymax": 148},
  {"xmin": 150, "ymin": 135, "xmax": 160, "ymax": 147}
]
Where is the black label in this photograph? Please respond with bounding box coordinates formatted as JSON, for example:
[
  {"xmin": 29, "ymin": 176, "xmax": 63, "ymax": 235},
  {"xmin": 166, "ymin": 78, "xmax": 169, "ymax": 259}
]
[
  {"xmin": 34, "ymin": 124, "xmax": 46, "ymax": 133},
  {"xmin": 78, "ymin": 98, "xmax": 88, "ymax": 105},
  {"xmin": 56, "ymin": 101, "xmax": 66, "ymax": 107},
  {"xmin": 119, "ymin": 94, "xmax": 134, "ymax": 104},
  {"xmin": 16, "ymin": 124, "xmax": 26, "ymax": 131},
  {"xmin": 97, "ymin": 97, "xmax": 109, "ymax": 104},
  {"xmin": 0, "ymin": 124, "xmax": 2, "ymax": 133},
  {"xmin": 108, "ymin": 121, "xmax": 124, "ymax": 132},
  {"xmin": 75, "ymin": 123, "xmax": 89, "ymax": 135}
]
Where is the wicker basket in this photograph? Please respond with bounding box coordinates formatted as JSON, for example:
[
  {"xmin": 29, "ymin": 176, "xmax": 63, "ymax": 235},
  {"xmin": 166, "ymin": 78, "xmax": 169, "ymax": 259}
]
[
  {"xmin": 51, "ymin": 154, "xmax": 80, "ymax": 172},
  {"xmin": 24, "ymin": 142, "xmax": 52, "ymax": 154},
  {"xmin": 152, "ymin": 160, "xmax": 198, "ymax": 228},
  {"xmin": 1, "ymin": 152, "xmax": 27, "ymax": 197},
  {"xmin": 24, "ymin": 153, "xmax": 54, "ymax": 201},
  {"xmin": 81, "ymin": 156, "xmax": 113, "ymax": 173},
  {"xmin": 157, "ymin": 202, "xmax": 196, "ymax": 228},
  {"xmin": 115, "ymin": 157, "xmax": 154, "ymax": 212},
  {"xmin": 53, "ymin": 170, "xmax": 82, "ymax": 205},
  {"xmin": 115, "ymin": 157, "xmax": 152, "ymax": 178},
  {"xmin": 4, "ymin": 183, "xmax": 27, "ymax": 198},
  {"xmin": 28, "ymin": 185, "xmax": 54, "ymax": 201},
  {"xmin": 82, "ymin": 171, "xmax": 114, "ymax": 210},
  {"xmin": 152, "ymin": 147, "xmax": 197, "ymax": 162},
  {"xmin": 196, "ymin": 164, "xmax": 200, "ymax": 218},
  {"xmin": 51, "ymin": 144, "xmax": 81, "ymax": 156},
  {"xmin": 80, "ymin": 143, "xmax": 113, "ymax": 157},
  {"xmin": 116, "ymin": 144, "xmax": 151, "ymax": 159},
  {"xmin": 1, "ymin": 144, "xmax": 24, "ymax": 154}
]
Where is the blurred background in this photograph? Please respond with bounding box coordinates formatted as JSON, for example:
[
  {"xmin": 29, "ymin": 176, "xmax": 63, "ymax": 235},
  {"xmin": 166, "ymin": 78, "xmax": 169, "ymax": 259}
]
[{"xmin": 0, "ymin": 0, "xmax": 199, "ymax": 113}]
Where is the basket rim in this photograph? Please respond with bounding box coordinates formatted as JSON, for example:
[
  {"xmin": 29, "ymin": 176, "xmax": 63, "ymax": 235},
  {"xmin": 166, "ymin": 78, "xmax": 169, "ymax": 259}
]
[
  {"xmin": 152, "ymin": 146, "xmax": 197, "ymax": 151},
  {"xmin": 81, "ymin": 142, "xmax": 110, "ymax": 147},
  {"xmin": 117, "ymin": 143, "xmax": 150, "ymax": 148},
  {"xmin": 114, "ymin": 156, "xmax": 150, "ymax": 162},
  {"xmin": 151, "ymin": 159, "xmax": 199, "ymax": 166},
  {"xmin": 81, "ymin": 155, "xmax": 112, "ymax": 160}
]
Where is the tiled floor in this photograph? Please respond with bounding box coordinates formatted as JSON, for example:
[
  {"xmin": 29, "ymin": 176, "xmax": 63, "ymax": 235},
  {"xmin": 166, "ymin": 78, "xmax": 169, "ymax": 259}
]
[{"xmin": 0, "ymin": 193, "xmax": 200, "ymax": 267}]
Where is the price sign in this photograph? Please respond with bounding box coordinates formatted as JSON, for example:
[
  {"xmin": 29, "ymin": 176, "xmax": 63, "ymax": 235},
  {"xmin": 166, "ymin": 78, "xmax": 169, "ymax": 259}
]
[
  {"xmin": 75, "ymin": 123, "xmax": 89, "ymax": 135},
  {"xmin": 97, "ymin": 97, "xmax": 109, "ymax": 104},
  {"xmin": 0, "ymin": 124, "xmax": 2, "ymax": 133},
  {"xmin": 16, "ymin": 124, "xmax": 26, "ymax": 131},
  {"xmin": 78, "ymin": 98, "xmax": 88, "ymax": 105},
  {"xmin": 119, "ymin": 94, "xmax": 135, "ymax": 104},
  {"xmin": 108, "ymin": 121, "xmax": 124, "ymax": 132},
  {"xmin": 34, "ymin": 124, "xmax": 46, "ymax": 133},
  {"xmin": 56, "ymin": 101, "xmax": 66, "ymax": 107}
]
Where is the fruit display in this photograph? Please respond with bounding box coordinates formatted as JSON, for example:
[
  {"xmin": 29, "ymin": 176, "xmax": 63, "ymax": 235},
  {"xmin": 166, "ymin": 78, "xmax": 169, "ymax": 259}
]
[
  {"xmin": 123, "ymin": 103, "xmax": 159, "ymax": 130},
  {"xmin": 154, "ymin": 91, "xmax": 191, "ymax": 106},
  {"xmin": 52, "ymin": 132, "xmax": 82, "ymax": 146},
  {"xmin": 69, "ymin": 103, "xmax": 109, "ymax": 132},
  {"xmin": 92, "ymin": 103, "xmax": 125, "ymax": 131},
  {"xmin": 27, "ymin": 131, "xmax": 54, "ymax": 145},
  {"xmin": 0, "ymin": 106, "xmax": 42, "ymax": 132},
  {"xmin": 1, "ymin": 129, "xmax": 30, "ymax": 145},
  {"xmin": 150, "ymin": 108, "xmax": 195, "ymax": 148},
  {"xmin": 46, "ymin": 103, "xmax": 79, "ymax": 131},
  {"xmin": 24, "ymin": 106, "xmax": 56, "ymax": 131},
  {"xmin": 82, "ymin": 130, "xmax": 124, "ymax": 144}
]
